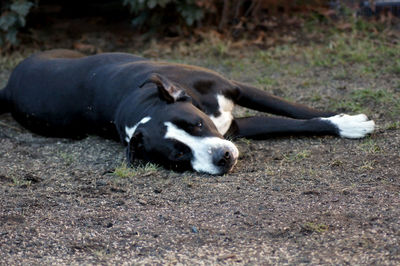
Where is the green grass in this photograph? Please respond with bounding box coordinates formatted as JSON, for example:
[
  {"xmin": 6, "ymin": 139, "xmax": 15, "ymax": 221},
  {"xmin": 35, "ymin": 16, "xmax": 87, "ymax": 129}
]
[
  {"xmin": 329, "ymin": 88, "xmax": 400, "ymax": 116},
  {"xmin": 58, "ymin": 152, "xmax": 75, "ymax": 166},
  {"xmin": 256, "ymin": 76, "xmax": 278, "ymax": 89},
  {"xmin": 385, "ymin": 121, "xmax": 400, "ymax": 130},
  {"xmin": 310, "ymin": 92, "xmax": 322, "ymax": 103},
  {"xmin": 359, "ymin": 160, "xmax": 376, "ymax": 171},
  {"xmin": 283, "ymin": 150, "xmax": 311, "ymax": 162},
  {"xmin": 113, "ymin": 162, "xmax": 160, "ymax": 178},
  {"xmin": 11, "ymin": 176, "xmax": 31, "ymax": 187},
  {"xmin": 303, "ymin": 222, "xmax": 329, "ymax": 233},
  {"xmin": 389, "ymin": 59, "xmax": 400, "ymax": 75},
  {"xmin": 359, "ymin": 138, "xmax": 381, "ymax": 154}
]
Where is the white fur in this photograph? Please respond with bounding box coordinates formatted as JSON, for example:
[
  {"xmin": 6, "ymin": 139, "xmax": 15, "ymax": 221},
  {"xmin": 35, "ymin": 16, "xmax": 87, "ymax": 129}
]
[
  {"xmin": 164, "ymin": 122, "xmax": 239, "ymax": 175},
  {"xmin": 321, "ymin": 114, "xmax": 375, "ymax": 139},
  {"xmin": 209, "ymin": 94, "xmax": 234, "ymax": 135},
  {"xmin": 125, "ymin": 116, "xmax": 151, "ymax": 142}
]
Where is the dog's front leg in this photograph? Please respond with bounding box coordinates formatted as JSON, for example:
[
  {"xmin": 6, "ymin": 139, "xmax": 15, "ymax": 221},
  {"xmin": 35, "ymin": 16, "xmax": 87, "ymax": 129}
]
[
  {"xmin": 233, "ymin": 81, "xmax": 336, "ymax": 119},
  {"xmin": 227, "ymin": 115, "xmax": 374, "ymax": 139}
]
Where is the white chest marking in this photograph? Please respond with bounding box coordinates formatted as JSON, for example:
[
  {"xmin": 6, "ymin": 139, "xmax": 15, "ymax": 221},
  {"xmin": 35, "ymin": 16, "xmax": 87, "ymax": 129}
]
[
  {"xmin": 209, "ymin": 94, "xmax": 234, "ymax": 135},
  {"xmin": 164, "ymin": 122, "xmax": 239, "ymax": 175},
  {"xmin": 125, "ymin": 116, "xmax": 151, "ymax": 143}
]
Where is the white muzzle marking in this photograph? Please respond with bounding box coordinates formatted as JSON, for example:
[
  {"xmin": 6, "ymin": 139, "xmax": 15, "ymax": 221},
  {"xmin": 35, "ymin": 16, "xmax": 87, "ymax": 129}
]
[{"xmin": 164, "ymin": 122, "xmax": 239, "ymax": 174}]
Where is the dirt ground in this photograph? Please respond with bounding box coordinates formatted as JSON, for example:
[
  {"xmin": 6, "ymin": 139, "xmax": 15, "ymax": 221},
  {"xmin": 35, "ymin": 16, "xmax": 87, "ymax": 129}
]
[{"xmin": 1, "ymin": 23, "xmax": 400, "ymax": 264}]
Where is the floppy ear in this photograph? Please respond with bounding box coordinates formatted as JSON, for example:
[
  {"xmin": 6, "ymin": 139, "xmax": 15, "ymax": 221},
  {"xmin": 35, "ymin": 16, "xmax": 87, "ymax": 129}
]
[
  {"xmin": 140, "ymin": 73, "xmax": 189, "ymax": 103},
  {"xmin": 126, "ymin": 130, "xmax": 144, "ymax": 165}
]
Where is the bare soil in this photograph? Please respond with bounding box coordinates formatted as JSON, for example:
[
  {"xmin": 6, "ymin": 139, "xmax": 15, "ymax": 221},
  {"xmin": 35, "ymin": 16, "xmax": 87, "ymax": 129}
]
[{"xmin": 1, "ymin": 26, "xmax": 400, "ymax": 264}]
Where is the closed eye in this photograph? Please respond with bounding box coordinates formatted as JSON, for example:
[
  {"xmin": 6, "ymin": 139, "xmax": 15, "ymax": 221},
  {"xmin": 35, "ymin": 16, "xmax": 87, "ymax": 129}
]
[{"xmin": 175, "ymin": 119, "xmax": 203, "ymax": 131}]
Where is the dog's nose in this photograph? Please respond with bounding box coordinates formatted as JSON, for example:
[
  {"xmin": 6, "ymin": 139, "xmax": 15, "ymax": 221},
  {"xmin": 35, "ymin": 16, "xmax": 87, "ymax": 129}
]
[{"xmin": 213, "ymin": 148, "xmax": 236, "ymax": 172}]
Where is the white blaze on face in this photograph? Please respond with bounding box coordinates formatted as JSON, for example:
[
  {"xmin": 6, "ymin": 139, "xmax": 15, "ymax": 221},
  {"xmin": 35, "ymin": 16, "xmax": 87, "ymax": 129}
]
[
  {"xmin": 164, "ymin": 122, "xmax": 239, "ymax": 175},
  {"xmin": 125, "ymin": 116, "xmax": 151, "ymax": 142},
  {"xmin": 209, "ymin": 94, "xmax": 234, "ymax": 135}
]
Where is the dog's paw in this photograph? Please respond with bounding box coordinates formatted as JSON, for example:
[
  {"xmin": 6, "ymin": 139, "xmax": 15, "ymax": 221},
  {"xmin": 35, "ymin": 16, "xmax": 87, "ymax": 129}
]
[{"xmin": 322, "ymin": 114, "xmax": 375, "ymax": 139}]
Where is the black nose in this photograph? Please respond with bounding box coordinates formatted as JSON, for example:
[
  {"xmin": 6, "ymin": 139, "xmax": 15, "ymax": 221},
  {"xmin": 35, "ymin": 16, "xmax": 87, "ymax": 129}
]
[{"xmin": 213, "ymin": 148, "xmax": 235, "ymax": 169}]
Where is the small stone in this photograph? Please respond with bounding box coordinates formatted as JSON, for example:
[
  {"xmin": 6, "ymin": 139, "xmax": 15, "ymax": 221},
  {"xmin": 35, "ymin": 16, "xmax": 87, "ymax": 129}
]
[{"xmin": 96, "ymin": 180, "xmax": 107, "ymax": 186}]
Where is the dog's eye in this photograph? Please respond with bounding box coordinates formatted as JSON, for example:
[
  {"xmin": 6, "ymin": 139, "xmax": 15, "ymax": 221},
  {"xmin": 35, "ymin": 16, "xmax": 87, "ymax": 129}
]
[
  {"xmin": 196, "ymin": 121, "xmax": 203, "ymax": 128},
  {"xmin": 172, "ymin": 141, "xmax": 191, "ymax": 161}
]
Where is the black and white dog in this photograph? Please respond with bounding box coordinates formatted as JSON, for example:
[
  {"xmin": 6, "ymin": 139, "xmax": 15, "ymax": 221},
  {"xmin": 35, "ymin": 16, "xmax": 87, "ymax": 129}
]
[{"xmin": 0, "ymin": 50, "xmax": 375, "ymax": 174}]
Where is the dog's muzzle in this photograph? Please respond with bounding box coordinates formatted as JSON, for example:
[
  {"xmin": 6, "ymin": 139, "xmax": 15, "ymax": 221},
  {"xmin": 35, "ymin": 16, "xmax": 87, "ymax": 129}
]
[{"xmin": 212, "ymin": 146, "xmax": 238, "ymax": 174}]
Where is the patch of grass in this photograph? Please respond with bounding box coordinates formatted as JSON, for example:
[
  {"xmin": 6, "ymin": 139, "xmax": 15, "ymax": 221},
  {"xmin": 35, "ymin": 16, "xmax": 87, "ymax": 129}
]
[
  {"xmin": 211, "ymin": 41, "xmax": 231, "ymax": 58},
  {"xmin": 264, "ymin": 166, "xmax": 276, "ymax": 176},
  {"xmin": 385, "ymin": 121, "xmax": 400, "ymax": 130},
  {"xmin": 238, "ymin": 138, "xmax": 251, "ymax": 145},
  {"xmin": 256, "ymin": 76, "xmax": 278, "ymax": 89},
  {"xmin": 299, "ymin": 78, "xmax": 321, "ymax": 88},
  {"xmin": 351, "ymin": 89, "xmax": 393, "ymax": 103},
  {"xmin": 254, "ymin": 48, "xmax": 295, "ymax": 74},
  {"xmin": 113, "ymin": 162, "xmax": 160, "ymax": 178},
  {"xmin": 303, "ymin": 222, "xmax": 329, "ymax": 233},
  {"xmin": 11, "ymin": 176, "xmax": 31, "ymax": 187},
  {"xmin": 329, "ymin": 99, "xmax": 363, "ymax": 113},
  {"xmin": 300, "ymin": 30, "xmax": 400, "ymax": 76},
  {"xmin": 353, "ymin": 89, "xmax": 400, "ymax": 116},
  {"xmin": 330, "ymin": 159, "xmax": 343, "ymax": 167},
  {"xmin": 0, "ymin": 52, "xmax": 26, "ymax": 70},
  {"xmin": 329, "ymin": 88, "xmax": 400, "ymax": 116},
  {"xmin": 58, "ymin": 152, "xmax": 75, "ymax": 166},
  {"xmin": 310, "ymin": 92, "xmax": 322, "ymax": 102},
  {"xmin": 388, "ymin": 59, "xmax": 400, "ymax": 75},
  {"xmin": 332, "ymin": 69, "xmax": 349, "ymax": 80},
  {"xmin": 359, "ymin": 160, "xmax": 376, "ymax": 171},
  {"xmin": 359, "ymin": 138, "xmax": 381, "ymax": 154},
  {"xmin": 283, "ymin": 150, "xmax": 311, "ymax": 162},
  {"xmin": 304, "ymin": 46, "xmax": 336, "ymax": 67}
]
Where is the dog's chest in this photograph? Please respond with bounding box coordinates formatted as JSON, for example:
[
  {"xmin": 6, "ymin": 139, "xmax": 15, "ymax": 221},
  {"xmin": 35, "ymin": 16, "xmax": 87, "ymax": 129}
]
[{"xmin": 209, "ymin": 95, "xmax": 234, "ymax": 135}]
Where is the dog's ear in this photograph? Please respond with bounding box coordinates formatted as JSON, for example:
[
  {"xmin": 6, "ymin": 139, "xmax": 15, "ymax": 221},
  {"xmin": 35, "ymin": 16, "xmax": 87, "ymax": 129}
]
[
  {"xmin": 140, "ymin": 73, "xmax": 189, "ymax": 103},
  {"xmin": 126, "ymin": 130, "xmax": 144, "ymax": 165}
]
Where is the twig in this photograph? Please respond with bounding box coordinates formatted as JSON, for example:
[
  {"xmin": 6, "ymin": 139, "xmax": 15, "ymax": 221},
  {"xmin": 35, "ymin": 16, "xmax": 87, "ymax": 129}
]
[
  {"xmin": 219, "ymin": 0, "xmax": 230, "ymax": 31},
  {"xmin": 0, "ymin": 120, "xmax": 22, "ymax": 132}
]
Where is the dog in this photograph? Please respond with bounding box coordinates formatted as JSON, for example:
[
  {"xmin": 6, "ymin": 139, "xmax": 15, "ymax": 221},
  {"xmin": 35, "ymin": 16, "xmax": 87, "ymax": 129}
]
[{"xmin": 0, "ymin": 50, "xmax": 375, "ymax": 175}]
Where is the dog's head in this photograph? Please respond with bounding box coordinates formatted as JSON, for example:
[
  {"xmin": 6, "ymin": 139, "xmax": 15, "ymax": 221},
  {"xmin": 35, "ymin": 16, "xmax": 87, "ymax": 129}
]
[{"xmin": 125, "ymin": 74, "xmax": 239, "ymax": 175}]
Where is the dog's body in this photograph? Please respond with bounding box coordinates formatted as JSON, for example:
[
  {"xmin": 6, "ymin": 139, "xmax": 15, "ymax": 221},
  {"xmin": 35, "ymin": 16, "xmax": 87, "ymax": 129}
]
[{"xmin": 0, "ymin": 50, "xmax": 375, "ymax": 174}]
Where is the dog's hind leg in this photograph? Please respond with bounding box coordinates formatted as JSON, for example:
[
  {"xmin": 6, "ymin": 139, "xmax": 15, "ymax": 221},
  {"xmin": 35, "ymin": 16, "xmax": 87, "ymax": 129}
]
[{"xmin": 227, "ymin": 115, "xmax": 375, "ymax": 139}]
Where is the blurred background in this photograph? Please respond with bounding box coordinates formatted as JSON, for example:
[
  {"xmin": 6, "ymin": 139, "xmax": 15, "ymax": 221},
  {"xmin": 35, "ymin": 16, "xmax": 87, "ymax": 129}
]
[{"xmin": 0, "ymin": 0, "xmax": 399, "ymax": 53}]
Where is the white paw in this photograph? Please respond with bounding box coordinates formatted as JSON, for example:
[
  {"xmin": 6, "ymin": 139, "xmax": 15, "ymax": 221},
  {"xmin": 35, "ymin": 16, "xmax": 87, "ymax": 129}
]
[{"xmin": 321, "ymin": 114, "xmax": 375, "ymax": 139}]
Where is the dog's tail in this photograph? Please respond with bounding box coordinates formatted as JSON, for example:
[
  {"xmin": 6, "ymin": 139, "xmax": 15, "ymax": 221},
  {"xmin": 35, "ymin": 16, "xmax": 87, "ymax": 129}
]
[{"xmin": 0, "ymin": 86, "xmax": 11, "ymax": 114}]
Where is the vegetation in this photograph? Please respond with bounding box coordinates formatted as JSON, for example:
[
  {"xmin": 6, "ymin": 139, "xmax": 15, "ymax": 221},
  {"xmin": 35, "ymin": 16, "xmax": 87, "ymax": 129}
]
[
  {"xmin": 0, "ymin": 0, "xmax": 348, "ymax": 47},
  {"xmin": 0, "ymin": 0, "xmax": 33, "ymax": 46},
  {"xmin": 113, "ymin": 162, "xmax": 160, "ymax": 178},
  {"xmin": 122, "ymin": 0, "xmax": 204, "ymax": 28}
]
